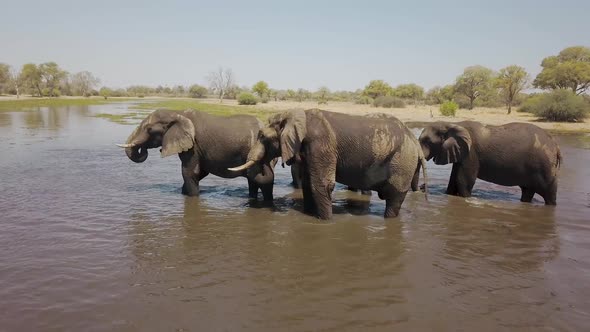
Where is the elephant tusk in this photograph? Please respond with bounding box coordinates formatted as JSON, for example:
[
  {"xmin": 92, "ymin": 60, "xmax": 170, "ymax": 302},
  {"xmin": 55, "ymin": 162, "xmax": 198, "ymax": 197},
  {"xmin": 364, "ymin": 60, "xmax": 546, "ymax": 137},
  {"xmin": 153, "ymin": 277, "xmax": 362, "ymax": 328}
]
[
  {"xmin": 228, "ymin": 160, "xmax": 256, "ymax": 172},
  {"xmin": 116, "ymin": 143, "xmax": 135, "ymax": 148}
]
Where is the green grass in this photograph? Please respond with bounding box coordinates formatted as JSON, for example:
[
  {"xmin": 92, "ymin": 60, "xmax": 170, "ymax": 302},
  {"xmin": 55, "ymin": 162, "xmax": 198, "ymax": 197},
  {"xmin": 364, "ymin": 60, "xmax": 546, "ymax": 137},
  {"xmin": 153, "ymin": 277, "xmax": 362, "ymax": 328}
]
[
  {"xmin": 0, "ymin": 97, "xmax": 135, "ymax": 111},
  {"xmin": 94, "ymin": 112, "xmax": 148, "ymax": 124},
  {"xmin": 131, "ymin": 99, "xmax": 275, "ymax": 119}
]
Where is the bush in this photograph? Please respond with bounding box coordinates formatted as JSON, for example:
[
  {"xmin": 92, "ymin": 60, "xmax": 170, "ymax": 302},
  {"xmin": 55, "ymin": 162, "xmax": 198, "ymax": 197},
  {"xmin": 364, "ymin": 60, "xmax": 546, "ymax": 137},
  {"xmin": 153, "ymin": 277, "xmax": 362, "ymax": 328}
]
[
  {"xmin": 439, "ymin": 101, "xmax": 459, "ymax": 117},
  {"xmin": 355, "ymin": 95, "xmax": 373, "ymax": 105},
  {"xmin": 238, "ymin": 92, "xmax": 258, "ymax": 105},
  {"xmin": 518, "ymin": 90, "xmax": 590, "ymax": 122},
  {"xmin": 261, "ymin": 96, "xmax": 269, "ymax": 104},
  {"xmin": 188, "ymin": 84, "xmax": 207, "ymax": 98},
  {"xmin": 373, "ymin": 96, "xmax": 405, "ymax": 108}
]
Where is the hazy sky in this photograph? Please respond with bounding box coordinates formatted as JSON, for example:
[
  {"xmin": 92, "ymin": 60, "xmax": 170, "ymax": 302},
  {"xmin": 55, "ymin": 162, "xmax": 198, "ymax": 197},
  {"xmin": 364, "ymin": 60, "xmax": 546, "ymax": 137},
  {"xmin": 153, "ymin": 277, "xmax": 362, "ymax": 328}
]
[{"xmin": 1, "ymin": 0, "xmax": 588, "ymax": 90}]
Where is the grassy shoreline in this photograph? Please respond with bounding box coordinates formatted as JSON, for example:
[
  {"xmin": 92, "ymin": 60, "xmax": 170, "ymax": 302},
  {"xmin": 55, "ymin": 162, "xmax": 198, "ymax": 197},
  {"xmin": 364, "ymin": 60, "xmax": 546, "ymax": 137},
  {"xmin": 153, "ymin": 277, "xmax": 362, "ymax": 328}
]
[{"xmin": 1, "ymin": 96, "xmax": 588, "ymax": 134}]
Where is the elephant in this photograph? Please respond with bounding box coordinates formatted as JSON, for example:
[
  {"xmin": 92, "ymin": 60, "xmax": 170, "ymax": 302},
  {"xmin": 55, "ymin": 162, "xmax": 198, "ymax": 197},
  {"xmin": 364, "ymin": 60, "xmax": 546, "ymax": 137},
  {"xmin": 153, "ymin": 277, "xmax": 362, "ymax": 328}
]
[
  {"xmin": 117, "ymin": 109, "xmax": 275, "ymax": 200},
  {"xmin": 229, "ymin": 109, "xmax": 428, "ymax": 219},
  {"xmin": 418, "ymin": 121, "xmax": 561, "ymax": 205},
  {"xmin": 290, "ymin": 160, "xmax": 372, "ymax": 195}
]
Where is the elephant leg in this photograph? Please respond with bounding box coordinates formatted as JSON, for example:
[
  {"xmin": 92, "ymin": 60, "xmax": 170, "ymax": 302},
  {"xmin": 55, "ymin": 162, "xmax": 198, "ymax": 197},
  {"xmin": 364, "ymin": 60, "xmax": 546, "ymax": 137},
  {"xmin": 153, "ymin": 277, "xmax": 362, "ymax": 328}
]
[
  {"xmin": 261, "ymin": 184, "xmax": 274, "ymax": 201},
  {"xmin": 447, "ymin": 163, "xmax": 477, "ymax": 197},
  {"xmin": 520, "ymin": 186, "xmax": 535, "ymax": 203},
  {"xmin": 179, "ymin": 150, "xmax": 200, "ymax": 196},
  {"xmin": 384, "ymin": 190, "xmax": 408, "ymax": 218},
  {"xmin": 247, "ymin": 179, "xmax": 259, "ymax": 199},
  {"xmin": 539, "ymin": 179, "xmax": 557, "ymax": 205}
]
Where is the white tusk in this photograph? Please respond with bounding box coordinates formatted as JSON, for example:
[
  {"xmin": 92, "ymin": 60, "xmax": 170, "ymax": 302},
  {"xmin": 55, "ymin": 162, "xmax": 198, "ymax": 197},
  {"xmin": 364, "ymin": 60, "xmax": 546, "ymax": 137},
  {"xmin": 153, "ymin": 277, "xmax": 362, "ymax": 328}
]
[
  {"xmin": 228, "ymin": 160, "xmax": 256, "ymax": 172},
  {"xmin": 116, "ymin": 143, "xmax": 135, "ymax": 148}
]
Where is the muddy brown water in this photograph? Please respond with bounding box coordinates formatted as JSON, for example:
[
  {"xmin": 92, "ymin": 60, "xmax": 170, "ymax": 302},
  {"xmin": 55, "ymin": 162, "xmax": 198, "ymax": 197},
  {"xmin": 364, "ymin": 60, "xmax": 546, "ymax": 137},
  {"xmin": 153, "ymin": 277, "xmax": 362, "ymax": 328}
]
[{"xmin": 0, "ymin": 103, "xmax": 589, "ymax": 331}]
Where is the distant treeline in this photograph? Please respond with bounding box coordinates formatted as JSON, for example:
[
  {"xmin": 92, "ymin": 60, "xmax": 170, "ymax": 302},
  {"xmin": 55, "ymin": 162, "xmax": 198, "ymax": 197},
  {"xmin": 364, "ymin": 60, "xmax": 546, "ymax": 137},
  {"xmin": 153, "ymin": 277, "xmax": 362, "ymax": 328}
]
[{"xmin": 1, "ymin": 46, "xmax": 588, "ymax": 120}]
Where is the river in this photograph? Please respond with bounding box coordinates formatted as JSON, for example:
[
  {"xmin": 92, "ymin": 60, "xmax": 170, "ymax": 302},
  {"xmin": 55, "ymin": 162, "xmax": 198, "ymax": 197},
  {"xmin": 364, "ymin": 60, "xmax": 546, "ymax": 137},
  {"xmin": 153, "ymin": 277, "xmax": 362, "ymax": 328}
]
[{"xmin": 0, "ymin": 102, "xmax": 588, "ymax": 331}]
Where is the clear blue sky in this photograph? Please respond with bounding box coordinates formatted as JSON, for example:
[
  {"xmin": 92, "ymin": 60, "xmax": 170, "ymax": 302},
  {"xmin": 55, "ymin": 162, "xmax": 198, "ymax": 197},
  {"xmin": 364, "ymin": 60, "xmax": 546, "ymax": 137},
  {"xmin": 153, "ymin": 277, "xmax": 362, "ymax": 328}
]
[{"xmin": 1, "ymin": 0, "xmax": 588, "ymax": 90}]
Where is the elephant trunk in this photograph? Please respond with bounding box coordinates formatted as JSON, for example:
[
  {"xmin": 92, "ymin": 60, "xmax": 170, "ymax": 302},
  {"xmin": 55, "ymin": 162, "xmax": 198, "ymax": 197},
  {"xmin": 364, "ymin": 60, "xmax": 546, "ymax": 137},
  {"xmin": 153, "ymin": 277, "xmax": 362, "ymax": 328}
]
[
  {"xmin": 125, "ymin": 146, "xmax": 148, "ymax": 163},
  {"xmin": 119, "ymin": 129, "xmax": 150, "ymax": 163}
]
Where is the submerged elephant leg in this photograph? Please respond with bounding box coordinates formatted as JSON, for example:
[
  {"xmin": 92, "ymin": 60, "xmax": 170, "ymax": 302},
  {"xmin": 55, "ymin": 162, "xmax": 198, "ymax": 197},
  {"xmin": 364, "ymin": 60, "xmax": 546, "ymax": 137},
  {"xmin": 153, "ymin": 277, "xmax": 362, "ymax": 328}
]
[
  {"xmin": 179, "ymin": 150, "xmax": 200, "ymax": 196},
  {"xmin": 520, "ymin": 186, "xmax": 535, "ymax": 203},
  {"xmin": 447, "ymin": 163, "xmax": 477, "ymax": 197},
  {"xmin": 539, "ymin": 179, "xmax": 558, "ymax": 205},
  {"xmin": 247, "ymin": 179, "xmax": 259, "ymax": 199},
  {"xmin": 411, "ymin": 163, "xmax": 421, "ymax": 192},
  {"xmin": 384, "ymin": 190, "xmax": 408, "ymax": 218}
]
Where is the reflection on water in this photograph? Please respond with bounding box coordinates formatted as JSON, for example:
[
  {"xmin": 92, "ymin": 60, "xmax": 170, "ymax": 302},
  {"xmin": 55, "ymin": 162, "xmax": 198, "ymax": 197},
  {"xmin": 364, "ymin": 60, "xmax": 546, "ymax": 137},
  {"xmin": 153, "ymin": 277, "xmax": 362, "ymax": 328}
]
[{"xmin": 0, "ymin": 103, "xmax": 589, "ymax": 331}]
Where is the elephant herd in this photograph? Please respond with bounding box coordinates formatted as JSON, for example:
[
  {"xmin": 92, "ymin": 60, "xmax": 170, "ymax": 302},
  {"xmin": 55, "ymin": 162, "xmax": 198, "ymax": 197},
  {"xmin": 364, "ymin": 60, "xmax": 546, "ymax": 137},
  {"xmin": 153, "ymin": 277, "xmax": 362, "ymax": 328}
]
[{"xmin": 118, "ymin": 109, "xmax": 561, "ymax": 219}]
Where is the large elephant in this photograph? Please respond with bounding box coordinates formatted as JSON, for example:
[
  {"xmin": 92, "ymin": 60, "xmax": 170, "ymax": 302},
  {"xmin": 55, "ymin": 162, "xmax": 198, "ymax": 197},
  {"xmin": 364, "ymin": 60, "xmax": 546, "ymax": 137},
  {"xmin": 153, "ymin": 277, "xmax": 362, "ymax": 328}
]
[
  {"xmin": 419, "ymin": 121, "xmax": 561, "ymax": 205},
  {"xmin": 229, "ymin": 109, "xmax": 428, "ymax": 219},
  {"xmin": 117, "ymin": 109, "xmax": 275, "ymax": 200}
]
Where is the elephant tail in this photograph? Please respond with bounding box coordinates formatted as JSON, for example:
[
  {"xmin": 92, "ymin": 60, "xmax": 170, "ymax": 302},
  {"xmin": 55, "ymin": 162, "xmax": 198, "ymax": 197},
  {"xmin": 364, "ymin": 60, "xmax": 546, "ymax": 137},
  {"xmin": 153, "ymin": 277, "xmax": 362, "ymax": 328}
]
[
  {"xmin": 556, "ymin": 146, "xmax": 562, "ymax": 169},
  {"xmin": 420, "ymin": 155, "xmax": 428, "ymax": 201}
]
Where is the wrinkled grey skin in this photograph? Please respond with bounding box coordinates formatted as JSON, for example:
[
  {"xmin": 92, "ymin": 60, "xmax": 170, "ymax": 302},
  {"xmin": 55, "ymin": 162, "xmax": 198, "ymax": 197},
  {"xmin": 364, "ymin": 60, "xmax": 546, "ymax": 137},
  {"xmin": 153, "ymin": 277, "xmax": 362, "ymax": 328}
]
[
  {"xmin": 232, "ymin": 109, "xmax": 428, "ymax": 219},
  {"xmin": 290, "ymin": 162, "xmax": 371, "ymax": 195},
  {"xmin": 121, "ymin": 109, "xmax": 275, "ymax": 200},
  {"xmin": 419, "ymin": 121, "xmax": 561, "ymax": 205}
]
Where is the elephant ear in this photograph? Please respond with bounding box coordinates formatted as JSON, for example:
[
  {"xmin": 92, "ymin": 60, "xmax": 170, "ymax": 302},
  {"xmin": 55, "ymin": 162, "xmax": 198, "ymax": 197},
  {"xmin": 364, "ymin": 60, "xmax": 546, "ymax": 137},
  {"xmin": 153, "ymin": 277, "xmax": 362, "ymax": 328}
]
[
  {"xmin": 279, "ymin": 111, "xmax": 306, "ymax": 166},
  {"xmin": 161, "ymin": 113, "xmax": 195, "ymax": 158},
  {"xmin": 434, "ymin": 124, "xmax": 472, "ymax": 165}
]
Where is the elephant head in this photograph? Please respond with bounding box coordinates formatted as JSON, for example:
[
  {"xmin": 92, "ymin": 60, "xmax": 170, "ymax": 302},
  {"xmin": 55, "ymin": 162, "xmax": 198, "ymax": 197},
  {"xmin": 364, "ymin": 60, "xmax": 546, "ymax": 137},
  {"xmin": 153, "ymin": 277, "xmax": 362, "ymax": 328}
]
[
  {"xmin": 419, "ymin": 122, "xmax": 472, "ymax": 165},
  {"xmin": 228, "ymin": 110, "xmax": 306, "ymax": 171},
  {"xmin": 117, "ymin": 110, "xmax": 195, "ymax": 163}
]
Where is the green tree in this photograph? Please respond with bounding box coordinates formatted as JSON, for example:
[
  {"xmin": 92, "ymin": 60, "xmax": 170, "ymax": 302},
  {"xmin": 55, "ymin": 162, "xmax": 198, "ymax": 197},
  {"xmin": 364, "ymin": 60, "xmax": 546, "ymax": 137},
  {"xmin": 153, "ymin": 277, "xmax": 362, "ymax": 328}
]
[
  {"xmin": 252, "ymin": 80, "xmax": 269, "ymax": 98},
  {"xmin": 315, "ymin": 86, "xmax": 330, "ymax": 104},
  {"xmin": 188, "ymin": 84, "xmax": 207, "ymax": 98},
  {"xmin": 39, "ymin": 62, "xmax": 67, "ymax": 97},
  {"xmin": 0, "ymin": 63, "xmax": 10, "ymax": 94},
  {"xmin": 393, "ymin": 83, "xmax": 424, "ymax": 105},
  {"xmin": 99, "ymin": 87, "xmax": 113, "ymax": 99},
  {"xmin": 286, "ymin": 89, "xmax": 296, "ymax": 100},
  {"xmin": 362, "ymin": 80, "xmax": 394, "ymax": 99},
  {"xmin": 296, "ymin": 88, "xmax": 310, "ymax": 102},
  {"xmin": 533, "ymin": 46, "xmax": 590, "ymax": 95},
  {"xmin": 20, "ymin": 63, "xmax": 43, "ymax": 96},
  {"xmin": 495, "ymin": 65, "xmax": 529, "ymax": 114},
  {"xmin": 454, "ymin": 65, "xmax": 494, "ymax": 110}
]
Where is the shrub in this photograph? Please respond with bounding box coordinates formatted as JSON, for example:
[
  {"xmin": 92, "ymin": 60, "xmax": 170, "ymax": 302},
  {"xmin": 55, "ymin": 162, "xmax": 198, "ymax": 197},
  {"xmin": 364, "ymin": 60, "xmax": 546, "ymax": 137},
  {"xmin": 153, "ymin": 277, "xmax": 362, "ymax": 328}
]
[
  {"xmin": 238, "ymin": 92, "xmax": 258, "ymax": 105},
  {"xmin": 261, "ymin": 96, "xmax": 269, "ymax": 103},
  {"xmin": 355, "ymin": 95, "xmax": 373, "ymax": 105},
  {"xmin": 518, "ymin": 90, "xmax": 589, "ymax": 122},
  {"xmin": 188, "ymin": 84, "xmax": 207, "ymax": 98},
  {"xmin": 439, "ymin": 101, "xmax": 459, "ymax": 117},
  {"xmin": 373, "ymin": 96, "xmax": 405, "ymax": 108}
]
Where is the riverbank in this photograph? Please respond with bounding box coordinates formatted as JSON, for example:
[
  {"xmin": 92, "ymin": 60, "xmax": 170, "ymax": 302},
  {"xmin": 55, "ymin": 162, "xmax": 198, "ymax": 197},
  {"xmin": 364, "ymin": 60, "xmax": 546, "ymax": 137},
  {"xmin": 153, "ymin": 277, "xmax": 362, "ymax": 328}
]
[{"xmin": 1, "ymin": 96, "xmax": 588, "ymax": 133}]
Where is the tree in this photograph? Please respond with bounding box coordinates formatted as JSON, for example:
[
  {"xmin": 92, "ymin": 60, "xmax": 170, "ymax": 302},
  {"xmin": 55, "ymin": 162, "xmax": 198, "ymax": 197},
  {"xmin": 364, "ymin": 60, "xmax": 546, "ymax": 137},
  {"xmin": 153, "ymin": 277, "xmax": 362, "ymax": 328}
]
[
  {"xmin": 393, "ymin": 83, "xmax": 424, "ymax": 105},
  {"xmin": 315, "ymin": 86, "xmax": 330, "ymax": 104},
  {"xmin": 99, "ymin": 87, "xmax": 113, "ymax": 99},
  {"xmin": 425, "ymin": 86, "xmax": 444, "ymax": 105},
  {"xmin": 0, "ymin": 63, "xmax": 10, "ymax": 94},
  {"xmin": 454, "ymin": 65, "xmax": 494, "ymax": 110},
  {"xmin": 9, "ymin": 66, "xmax": 21, "ymax": 98},
  {"xmin": 188, "ymin": 84, "xmax": 207, "ymax": 98},
  {"xmin": 20, "ymin": 63, "xmax": 43, "ymax": 96},
  {"xmin": 207, "ymin": 67, "xmax": 235, "ymax": 103},
  {"xmin": 296, "ymin": 88, "xmax": 311, "ymax": 102},
  {"xmin": 362, "ymin": 80, "xmax": 394, "ymax": 99},
  {"xmin": 39, "ymin": 62, "xmax": 67, "ymax": 97},
  {"xmin": 495, "ymin": 65, "xmax": 529, "ymax": 114},
  {"xmin": 286, "ymin": 89, "xmax": 296, "ymax": 100},
  {"xmin": 71, "ymin": 71, "xmax": 100, "ymax": 96},
  {"xmin": 533, "ymin": 46, "xmax": 590, "ymax": 95},
  {"xmin": 252, "ymin": 80, "xmax": 269, "ymax": 98}
]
